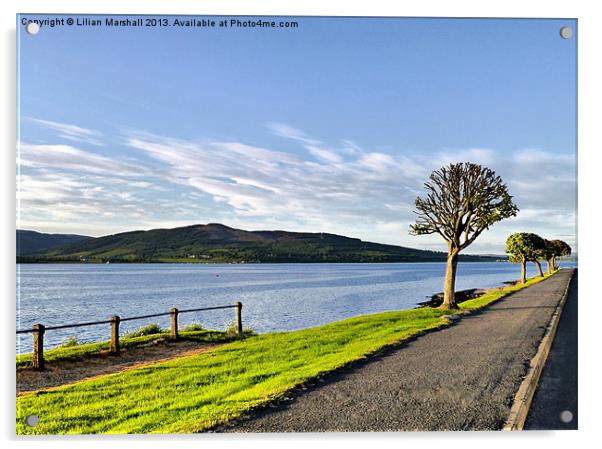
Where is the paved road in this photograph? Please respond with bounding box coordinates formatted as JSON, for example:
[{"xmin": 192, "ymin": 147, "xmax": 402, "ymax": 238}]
[
  {"xmin": 221, "ymin": 269, "xmax": 574, "ymax": 432},
  {"xmin": 525, "ymin": 270, "xmax": 578, "ymax": 430}
]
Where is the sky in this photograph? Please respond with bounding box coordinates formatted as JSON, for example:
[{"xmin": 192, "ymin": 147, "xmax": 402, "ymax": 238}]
[{"xmin": 16, "ymin": 15, "xmax": 577, "ymax": 254}]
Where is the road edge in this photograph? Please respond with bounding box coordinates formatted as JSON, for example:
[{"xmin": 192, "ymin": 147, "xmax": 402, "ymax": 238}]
[{"xmin": 503, "ymin": 268, "xmax": 575, "ymax": 431}]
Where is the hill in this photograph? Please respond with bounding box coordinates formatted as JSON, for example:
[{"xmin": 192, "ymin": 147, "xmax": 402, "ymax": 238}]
[
  {"xmin": 16, "ymin": 230, "xmax": 92, "ymax": 257},
  {"xmin": 17, "ymin": 223, "xmax": 497, "ymax": 263}
]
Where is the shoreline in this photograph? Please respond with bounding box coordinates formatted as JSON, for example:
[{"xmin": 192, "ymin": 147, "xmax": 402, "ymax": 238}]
[
  {"xmin": 16, "ymin": 258, "xmax": 505, "ymax": 265},
  {"xmin": 416, "ymin": 281, "xmax": 519, "ymax": 308}
]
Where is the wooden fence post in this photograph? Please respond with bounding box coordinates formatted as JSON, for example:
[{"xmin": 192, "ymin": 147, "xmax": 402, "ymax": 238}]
[
  {"xmin": 110, "ymin": 315, "xmax": 120, "ymax": 354},
  {"xmin": 32, "ymin": 323, "xmax": 45, "ymax": 370},
  {"xmin": 170, "ymin": 307, "xmax": 179, "ymax": 340},
  {"xmin": 236, "ymin": 302, "xmax": 243, "ymax": 337}
]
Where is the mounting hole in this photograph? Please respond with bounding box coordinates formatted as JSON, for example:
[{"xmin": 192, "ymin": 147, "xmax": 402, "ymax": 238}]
[
  {"xmin": 25, "ymin": 22, "xmax": 40, "ymax": 35},
  {"xmin": 560, "ymin": 410, "xmax": 573, "ymax": 423},
  {"xmin": 559, "ymin": 26, "xmax": 573, "ymax": 39},
  {"xmin": 25, "ymin": 414, "xmax": 39, "ymax": 427}
]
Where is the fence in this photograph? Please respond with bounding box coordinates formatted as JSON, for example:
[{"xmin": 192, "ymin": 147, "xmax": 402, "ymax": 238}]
[{"xmin": 16, "ymin": 302, "xmax": 243, "ymax": 371}]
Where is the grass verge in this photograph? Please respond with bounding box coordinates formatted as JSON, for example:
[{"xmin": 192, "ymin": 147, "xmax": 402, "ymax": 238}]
[
  {"xmin": 459, "ymin": 271, "xmax": 555, "ymax": 310},
  {"xmin": 16, "ymin": 271, "xmax": 557, "ymax": 434}
]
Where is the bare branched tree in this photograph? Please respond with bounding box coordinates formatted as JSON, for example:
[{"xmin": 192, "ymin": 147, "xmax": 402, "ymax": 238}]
[{"xmin": 410, "ymin": 162, "xmax": 518, "ymax": 309}]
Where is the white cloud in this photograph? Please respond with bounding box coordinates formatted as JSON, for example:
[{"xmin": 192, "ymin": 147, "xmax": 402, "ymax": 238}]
[
  {"xmin": 266, "ymin": 122, "xmax": 320, "ymax": 146},
  {"xmin": 267, "ymin": 122, "xmax": 351, "ymax": 165},
  {"xmin": 123, "ymin": 129, "xmax": 575, "ymax": 252},
  {"xmin": 19, "ymin": 143, "xmax": 147, "ymax": 177},
  {"xmin": 357, "ymin": 152, "xmax": 399, "ymax": 175},
  {"xmin": 16, "ymin": 150, "xmax": 184, "ymax": 237},
  {"xmin": 26, "ymin": 117, "xmax": 105, "ymax": 146},
  {"xmin": 307, "ymin": 146, "xmax": 344, "ymax": 164},
  {"xmin": 125, "ymin": 133, "xmax": 421, "ymax": 227},
  {"xmin": 16, "ymin": 123, "xmax": 576, "ymax": 253}
]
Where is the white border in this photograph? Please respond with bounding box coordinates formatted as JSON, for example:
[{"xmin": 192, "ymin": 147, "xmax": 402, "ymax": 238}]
[{"xmin": 2, "ymin": 1, "xmax": 599, "ymax": 448}]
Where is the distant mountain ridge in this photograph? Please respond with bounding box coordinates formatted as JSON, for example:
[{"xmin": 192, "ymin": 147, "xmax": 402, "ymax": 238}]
[
  {"xmin": 17, "ymin": 223, "xmax": 498, "ymax": 264},
  {"xmin": 17, "ymin": 230, "xmax": 92, "ymax": 257}
]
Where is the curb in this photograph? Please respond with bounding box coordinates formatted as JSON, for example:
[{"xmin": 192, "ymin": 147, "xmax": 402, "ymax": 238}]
[{"xmin": 503, "ymin": 269, "xmax": 574, "ymax": 431}]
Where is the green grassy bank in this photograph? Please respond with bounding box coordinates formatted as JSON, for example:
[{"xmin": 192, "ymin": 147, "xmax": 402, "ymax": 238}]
[
  {"xmin": 16, "ymin": 329, "xmax": 236, "ymax": 368},
  {"xmin": 16, "ymin": 271, "xmax": 556, "ymax": 434}
]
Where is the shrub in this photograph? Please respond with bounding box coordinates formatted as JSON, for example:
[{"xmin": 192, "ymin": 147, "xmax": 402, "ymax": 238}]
[
  {"xmin": 58, "ymin": 336, "xmax": 81, "ymax": 348},
  {"xmin": 180, "ymin": 321, "xmax": 205, "ymax": 332},
  {"xmin": 224, "ymin": 321, "xmax": 254, "ymax": 337},
  {"xmin": 123, "ymin": 323, "xmax": 165, "ymax": 339}
]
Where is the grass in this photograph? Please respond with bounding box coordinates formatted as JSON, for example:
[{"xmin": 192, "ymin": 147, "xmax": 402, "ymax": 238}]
[
  {"xmin": 16, "ymin": 271, "xmax": 557, "ymax": 434},
  {"xmin": 16, "ymin": 329, "xmax": 236, "ymax": 368},
  {"xmin": 58, "ymin": 336, "xmax": 81, "ymax": 348},
  {"xmin": 180, "ymin": 321, "xmax": 205, "ymax": 332},
  {"xmin": 459, "ymin": 271, "xmax": 555, "ymax": 310}
]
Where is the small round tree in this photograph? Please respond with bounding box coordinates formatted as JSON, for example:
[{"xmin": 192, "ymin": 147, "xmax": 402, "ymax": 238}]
[
  {"xmin": 505, "ymin": 233, "xmax": 546, "ymax": 284},
  {"xmin": 549, "ymin": 239, "xmax": 572, "ymax": 269},
  {"xmin": 531, "ymin": 247, "xmax": 546, "ymax": 278},
  {"xmin": 410, "ymin": 162, "xmax": 518, "ymax": 309},
  {"xmin": 541, "ymin": 239, "xmax": 556, "ymax": 274}
]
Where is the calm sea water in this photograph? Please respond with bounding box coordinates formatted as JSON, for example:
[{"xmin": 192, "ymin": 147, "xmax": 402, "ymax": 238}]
[{"xmin": 16, "ymin": 262, "xmax": 576, "ymax": 352}]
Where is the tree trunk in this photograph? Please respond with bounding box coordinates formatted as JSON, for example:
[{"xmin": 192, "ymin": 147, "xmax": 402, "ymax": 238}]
[
  {"xmin": 520, "ymin": 259, "xmax": 527, "ymax": 284},
  {"xmin": 442, "ymin": 250, "xmax": 459, "ymax": 309},
  {"xmin": 534, "ymin": 260, "xmax": 543, "ymax": 277},
  {"xmin": 547, "ymin": 259, "xmax": 553, "ymax": 274}
]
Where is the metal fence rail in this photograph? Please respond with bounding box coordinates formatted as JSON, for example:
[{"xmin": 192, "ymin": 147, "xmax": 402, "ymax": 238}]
[{"xmin": 17, "ymin": 302, "xmax": 243, "ymax": 370}]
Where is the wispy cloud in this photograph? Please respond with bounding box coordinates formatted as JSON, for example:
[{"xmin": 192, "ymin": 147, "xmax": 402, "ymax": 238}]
[
  {"xmin": 267, "ymin": 122, "xmax": 355, "ymax": 166},
  {"xmin": 16, "ymin": 123, "xmax": 576, "ymax": 252},
  {"xmin": 266, "ymin": 122, "xmax": 320, "ymax": 146},
  {"xmin": 18, "ymin": 143, "xmax": 148, "ymax": 177},
  {"xmin": 17, "ymin": 169, "xmax": 201, "ymax": 237},
  {"xmin": 124, "ymin": 132, "xmax": 421, "ymax": 225},
  {"xmin": 123, "ymin": 126, "xmax": 575, "ymax": 252},
  {"xmin": 16, "ymin": 141, "xmax": 176, "ymax": 236},
  {"xmin": 307, "ymin": 146, "xmax": 344, "ymax": 164},
  {"xmin": 26, "ymin": 117, "xmax": 104, "ymax": 146}
]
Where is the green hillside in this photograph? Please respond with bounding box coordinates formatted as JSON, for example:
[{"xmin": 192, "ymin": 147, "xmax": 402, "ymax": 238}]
[
  {"xmin": 18, "ymin": 223, "xmax": 497, "ymax": 263},
  {"xmin": 16, "ymin": 230, "xmax": 92, "ymax": 256}
]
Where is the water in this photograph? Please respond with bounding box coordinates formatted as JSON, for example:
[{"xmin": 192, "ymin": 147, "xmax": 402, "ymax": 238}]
[{"xmin": 16, "ymin": 261, "xmax": 576, "ymax": 353}]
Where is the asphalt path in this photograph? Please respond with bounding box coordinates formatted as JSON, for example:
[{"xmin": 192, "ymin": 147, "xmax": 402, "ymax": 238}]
[
  {"xmin": 524, "ymin": 269, "xmax": 578, "ymax": 430},
  {"xmin": 221, "ymin": 268, "xmax": 574, "ymax": 432}
]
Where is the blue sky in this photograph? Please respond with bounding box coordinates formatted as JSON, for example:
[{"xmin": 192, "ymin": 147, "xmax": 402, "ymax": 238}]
[{"xmin": 17, "ymin": 16, "xmax": 577, "ymax": 253}]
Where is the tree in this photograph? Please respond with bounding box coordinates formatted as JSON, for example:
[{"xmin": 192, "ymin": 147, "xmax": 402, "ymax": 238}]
[
  {"xmin": 530, "ymin": 240, "xmax": 547, "ymax": 278},
  {"xmin": 505, "ymin": 233, "xmax": 546, "ymax": 284},
  {"xmin": 410, "ymin": 162, "xmax": 518, "ymax": 309},
  {"xmin": 541, "ymin": 239, "xmax": 556, "ymax": 274},
  {"xmin": 549, "ymin": 239, "xmax": 572, "ymax": 269}
]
